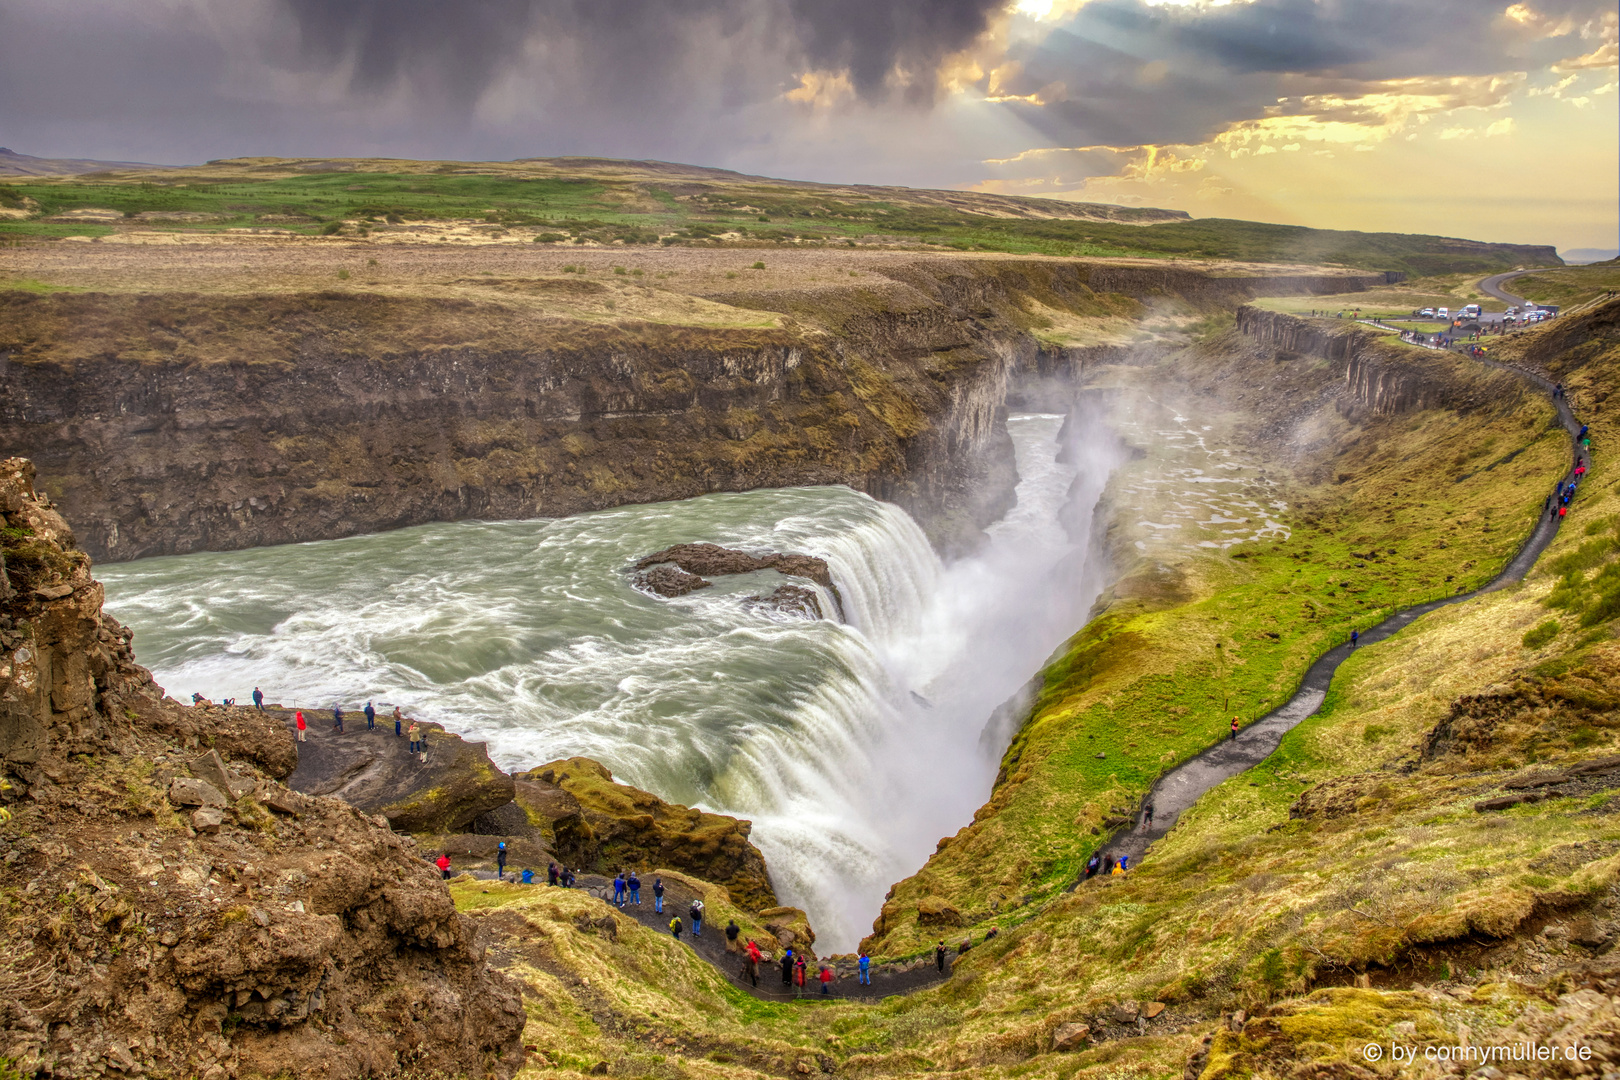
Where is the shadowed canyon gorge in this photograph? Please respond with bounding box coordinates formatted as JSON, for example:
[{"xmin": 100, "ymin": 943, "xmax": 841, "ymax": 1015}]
[{"xmin": 5, "ymin": 212, "xmax": 1620, "ymax": 1080}]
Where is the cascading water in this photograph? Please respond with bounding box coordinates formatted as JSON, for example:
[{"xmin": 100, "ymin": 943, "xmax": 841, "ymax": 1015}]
[{"xmin": 99, "ymin": 411, "xmax": 1126, "ymax": 950}]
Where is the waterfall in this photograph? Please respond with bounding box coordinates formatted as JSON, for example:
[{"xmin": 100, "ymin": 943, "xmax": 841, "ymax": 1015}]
[{"xmin": 98, "ymin": 411, "xmax": 1127, "ymax": 952}]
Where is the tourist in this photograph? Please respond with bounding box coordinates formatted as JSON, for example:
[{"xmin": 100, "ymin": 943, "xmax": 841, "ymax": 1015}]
[
  {"xmin": 364, "ymin": 700, "xmax": 376, "ymax": 729},
  {"xmin": 1560, "ymin": 505, "xmax": 1568, "ymax": 519},
  {"xmin": 332, "ymin": 704, "xmax": 344, "ymax": 733},
  {"xmin": 725, "ymin": 919, "xmax": 740, "ymax": 951},
  {"xmin": 818, "ymin": 964, "xmax": 834, "ymax": 996},
  {"xmin": 437, "ymin": 852, "xmax": 451, "ymax": 880},
  {"xmin": 1351, "ymin": 629, "xmax": 1358, "ymax": 649},
  {"xmin": 393, "ymin": 706, "xmax": 404, "ymax": 737},
  {"xmin": 746, "ymin": 940, "xmax": 763, "ymax": 987},
  {"xmin": 669, "ymin": 915, "xmax": 683, "ymax": 941},
  {"xmin": 782, "ymin": 948, "xmax": 794, "ymax": 986},
  {"xmin": 565, "ymin": 867, "xmax": 576, "ymax": 888},
  {"xmin": 1143, "ymin": 801, "xmax": 1155, "ymax": 827},
  {"xmin": 958, "ymin": 937, "xmax": 971, "ymax": 956},
  {"xmin": 496, "ymin": 842, "xmax": 508, "ymax": 880},
  {"xmin": 1230, "ymin": 716, "xmax": 1239, "ymax": 740},
  {"xmin": 794, "ymin": 956, "xmax": 807, "ymax": 994},
  {"xmin": 547, "ymin": 862, "xmax": 559, "ymax": 886},
  {"xmin": 653, "ymin": 877, "xmax": 665, "ymax": 913},
  {"xmin": 613, "ymin": 873, "xmax": 626, "ymax": 907},
  {"xmin": 935, "ymin": 940, "xmax": 948, "ymax": 973},
  {"xmin": 628, "ymin": 871, "xmax": 641, "ymax": 905},
  {"xmin": 252, "ymin": 687, "xmax": 264, "ymax": 711},
  {"xmin": 521, "ymin": 867, "xmax": 534, "ymax": 885},
  {"xmin": 858, "ymin": 951, "xmax": 871, "ymax": 986},
  {"xmin": 294, "ymin": 710, "xmax": 306, "ymax": 741},
  {"xmin": 1084, "ymin": 853, "xmax": 1101, "ymax": 879},
  {"xmin": 689, "ymin": 899, "xmax": 705, "ymax": 937},
  {"xmin": 407, "ymin": 721, "xmax": 421, "ymax": 754}
]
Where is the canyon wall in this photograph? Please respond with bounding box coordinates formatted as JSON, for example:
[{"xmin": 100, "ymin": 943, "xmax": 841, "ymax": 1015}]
[
  {"xmin": 1235, "ymin": 305, "xmax": 1529, "ymax": 418},
  {"xmin": 1, "ymin": 260, "xmax": 1391, "ymax": 563}
]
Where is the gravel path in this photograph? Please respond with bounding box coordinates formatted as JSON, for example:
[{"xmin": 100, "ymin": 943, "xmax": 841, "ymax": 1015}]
[
  {"xmin": 461, "ymin": 870, "xmax": 954, "ymax": 1001},
  {"xmin": 1084, "ymin": 375, "xmax": 1582, "ymax": 881}
]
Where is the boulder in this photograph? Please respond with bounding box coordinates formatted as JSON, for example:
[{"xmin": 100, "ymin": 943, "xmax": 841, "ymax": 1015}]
[
  {"xmin": 1144, "ymin": 1001, "xmax": 1167, "ymax": 1019},
  {"xmin": 1052, "ymin": 1023, "xmax": 1090, "ymax": 1052},
  {"xmin": 168, "ymin": 777, "xmax": 227, "ymax": 808},
  {"xmin": 1113, "ymin": 1001, "xmax": 1140, "ymax": 1024},
  {"xmin": 261, "ymin": 787, "xmax": 306, "ymax": 817},
  {"xmin": 516, "ymin": 757, "xmax": 777, "ymax": 909},
  {"xmin": 916, "ymin": 895, "xmax": 964, "ymax": 927},
  {"xmin": 189, "ymin": 749, "xmax": 258, "ymax": 801},
  {"xmin": 191, "ymin": 807, "xmax": 225, "ymax": 834},
  {"xmin": 287, "ymin": 719, "xmax": 514, "ymax": 833}
]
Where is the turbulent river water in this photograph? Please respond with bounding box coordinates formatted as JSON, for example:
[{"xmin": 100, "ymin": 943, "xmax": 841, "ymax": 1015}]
[{"xmin": 100, "ymin": 412, "xmax": 1118, "ymax": 950}]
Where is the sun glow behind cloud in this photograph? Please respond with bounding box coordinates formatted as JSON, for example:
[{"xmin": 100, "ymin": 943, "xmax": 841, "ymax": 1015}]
[{"xmin": 953, "ymin": 0, "xmax": 1619, "ymax": 251}]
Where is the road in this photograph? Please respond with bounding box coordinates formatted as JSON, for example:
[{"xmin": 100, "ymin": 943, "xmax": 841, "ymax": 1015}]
[{"xmin": 1478, "ymin": 270, "xmax": 1531, "ymax": 307}]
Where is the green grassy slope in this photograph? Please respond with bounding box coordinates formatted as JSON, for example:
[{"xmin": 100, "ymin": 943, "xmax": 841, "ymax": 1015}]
[
  {"xmin": 862, "ymin": 315, "xmax": 1568, "ymax": 959},
  {"xmin": 444, "ymin": 300, "xmax": 1620, "ymax": 1080},
  {"xmin": 0, "ymin": 157, "xmax": 1560, "ymax": 274}
]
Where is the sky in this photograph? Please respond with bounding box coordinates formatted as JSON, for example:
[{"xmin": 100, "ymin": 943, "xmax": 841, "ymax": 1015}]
[{"xmin": 0, "ymin": 0, "xmax": 1614, "ymax": 255}]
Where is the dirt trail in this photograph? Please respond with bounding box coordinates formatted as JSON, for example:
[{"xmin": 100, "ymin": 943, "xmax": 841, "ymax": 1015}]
[
  {"xmin": 461, "ymin": 870, "xmax": 954, "ymax": 1000},
  {"xmin": 1086, "ymin": 377, "xmax": 1582, "ymax": 881}
]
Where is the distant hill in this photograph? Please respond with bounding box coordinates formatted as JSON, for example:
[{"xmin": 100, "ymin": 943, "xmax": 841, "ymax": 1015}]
[
  {"xmin": 1561, "ymin": 248, "xmax": 1620, "ymax": 265},
  {"xmin": 0, "ymin": 152, "xmax": 1560, "ymax": 273},
  {"xmin": 0, "ymin": 147, "xmax": 175, "ymax": 177}
]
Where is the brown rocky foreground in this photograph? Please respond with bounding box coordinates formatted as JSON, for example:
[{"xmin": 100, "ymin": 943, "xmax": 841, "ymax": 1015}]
[{"xmin": 0, "ymin": 458, "xmax": 527, "ymax": 1078}]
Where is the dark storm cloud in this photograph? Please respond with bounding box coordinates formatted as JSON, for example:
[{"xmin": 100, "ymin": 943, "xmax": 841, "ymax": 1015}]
[{"xmin": 272, "ymin": 0, "xmax": 1005, "ymax": 106}]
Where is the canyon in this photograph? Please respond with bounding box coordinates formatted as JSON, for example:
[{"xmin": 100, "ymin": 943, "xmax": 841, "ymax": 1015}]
[
  {"xmin": 0, "ymin": 250, "xmax": 1395, "ymax": 562},
  {"xmin": 5, "ymin": 224, "xmax": 1620, "ymax": 1080}
]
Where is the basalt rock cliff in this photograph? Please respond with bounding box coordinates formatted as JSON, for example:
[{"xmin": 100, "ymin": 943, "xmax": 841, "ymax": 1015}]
[
  {"xmin": 1, "ymin": 260, "xmax": 1391, "ymax": 564},
  {"xmin": 0, "ymin": 458, "xmax": 527, "ymax": 1079}
]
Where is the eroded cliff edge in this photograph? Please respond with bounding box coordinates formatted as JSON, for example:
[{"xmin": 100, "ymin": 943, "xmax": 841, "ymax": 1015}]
[
  {"xmin": 0, "ymin": 459, "xmax": 528, "ymax": 1079},
  {"xmin": 0, "ymin": 259, "xmax": 1390, "ymax": 562}
]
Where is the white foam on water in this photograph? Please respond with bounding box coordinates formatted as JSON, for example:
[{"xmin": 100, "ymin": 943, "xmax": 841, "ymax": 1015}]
[{"xmin": 99, "ymin": 411, "xmax": 1124, "ymax": 950}]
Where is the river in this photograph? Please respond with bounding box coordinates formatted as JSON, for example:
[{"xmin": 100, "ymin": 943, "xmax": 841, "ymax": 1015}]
[{"xmin": 99, "ymin": 411, "xmax": 1120, "ymax": 950}]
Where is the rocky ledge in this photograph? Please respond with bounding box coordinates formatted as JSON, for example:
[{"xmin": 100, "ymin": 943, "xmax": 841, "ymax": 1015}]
[{"xmin": 283, "ymin": 712, "xmax": 786, "ymax": 914}]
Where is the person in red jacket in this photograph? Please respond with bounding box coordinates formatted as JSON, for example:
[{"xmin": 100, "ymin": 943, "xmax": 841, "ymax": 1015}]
[
  {"xmin": 295, "ymin": 710, "xmax": 306, "ymax": 742},
  {"xmin": 436, "ymin": 853, "xmax": 451, "ymax": 880},
  {"xmin": 818, "ymin": 964, "xmax": 835, "ymax": 996},
  {"xmin": 794, "ymin": 956, "xmax": 807, "ymax": 994}
]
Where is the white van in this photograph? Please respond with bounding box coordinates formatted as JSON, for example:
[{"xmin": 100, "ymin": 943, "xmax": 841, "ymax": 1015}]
[
  {"xmin": 1438, "ymin": 307, "xmax": 1450, "ymax": 318},
  {"xmin": 1462, "ymin": 304, "xmax": 1481, "ymax": 317}
]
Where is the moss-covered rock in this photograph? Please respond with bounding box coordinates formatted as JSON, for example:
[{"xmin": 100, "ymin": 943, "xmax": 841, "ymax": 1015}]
[{"xmin": 516, "ymin": 757, "xmax": 778, "ymax": 910}]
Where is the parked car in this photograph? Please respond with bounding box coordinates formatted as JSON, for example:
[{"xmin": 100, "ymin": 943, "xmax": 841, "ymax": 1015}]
[
  {"xmin": 1420, "ymin": 307, "xmax": 1436, "ymax": 317},
  {"xmin": 1438, "ymin": 307, "xmax": 1450, "ymax": 317}
]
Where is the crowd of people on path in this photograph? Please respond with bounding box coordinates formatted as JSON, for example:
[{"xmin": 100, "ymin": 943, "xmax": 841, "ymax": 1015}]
[{"xmin": 233, "ymin": 687, "xmax": 430, "ymax": 764}]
